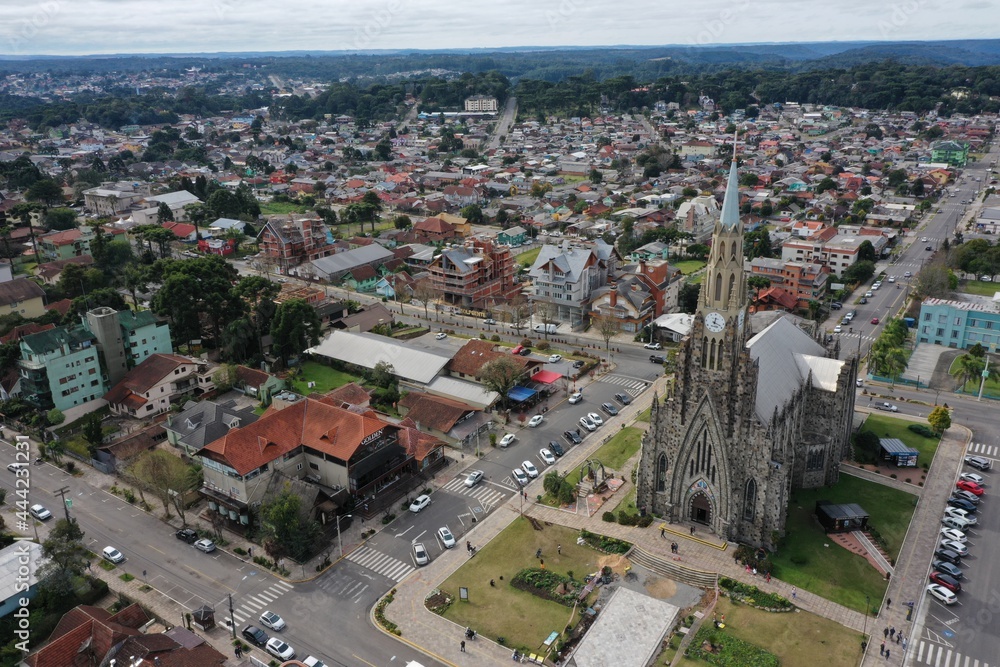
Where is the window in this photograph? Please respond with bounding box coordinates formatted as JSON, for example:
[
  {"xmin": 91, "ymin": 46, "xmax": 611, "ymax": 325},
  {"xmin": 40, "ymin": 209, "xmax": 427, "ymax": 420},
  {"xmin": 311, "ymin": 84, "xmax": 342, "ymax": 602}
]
[
  {"xmin": 938, "ymin": 314, "xmax": 947, "ymax": 324},
  {"xmin": 921, "ymin": 326, "xmax": 929, "ymax": 334},
  {"xmin": 806, "ymin": 448, "xmax": 825, "ymax": 471},
  {"xmin": 936, "ymin": 328, "xmax": 945, "ymax": 336},
  {"xmin": 743, "ymin": 479, "xmax": 756, "ymax": 521},
  {"xmin": 969, "ymin": 333, "xmax": 978, "ymax": 341},
  {"xmin": 657, "ymin": 454, "xmax": 668, "ymax": 492},
  {"xmin": 146, "ymin": 404, "xmax": 154, "ymax": 412},
  {"xmin": 952, "ymin": 331, "xmax": 959, "ymax": 338},
  {"xmin": 954, "ymin": 317, "xmax": 962, "ymax": 326},
  {"xmin": 984, "ymin": 335, "xmax": 993, "ymax": 344}
]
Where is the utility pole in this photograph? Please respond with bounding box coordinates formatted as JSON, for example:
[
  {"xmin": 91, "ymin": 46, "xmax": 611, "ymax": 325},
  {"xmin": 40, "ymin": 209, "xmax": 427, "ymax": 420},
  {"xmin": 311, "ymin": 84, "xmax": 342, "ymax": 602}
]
[
  {"xmin": 228, "ymin": 593, "xmax": 236, "ymax": 639},
  {"xmin": 977, "ymin": 355, "xmax": 990, "ymax": 402},
  {"xmin": 54, "ymin": 487, "xmax": 73, "ymax": 523}
]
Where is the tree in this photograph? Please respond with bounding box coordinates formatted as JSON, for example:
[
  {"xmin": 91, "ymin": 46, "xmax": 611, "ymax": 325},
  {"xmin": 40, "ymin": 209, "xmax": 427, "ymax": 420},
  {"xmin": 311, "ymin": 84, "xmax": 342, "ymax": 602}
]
[
  {"xmin": 592, "ymin": 312, "xmax": 622, "ymax": 359},
  {"xmin": 914, "ymin": 263, "xmax": 955, "ymax": 298},
  {"xmin": 928, "ymin": 406, "xmax": 952, "ymax": 434},
  {"xmin": 183, "ymin": 202, "xmax": 210, "ymax": 239},
  {"xmin": 269, "ymin": 298, "xmax": 322, "ymax": 368},
  {"xmin": 393, "ymin": 214, "xmax": 412, "ymax": 230},
  {"xmin": 543, "ymin": 470, "xmax": 576, "ymax": 505},
  {"xmin": 952, "ymin": 353, "xmax": 986, "ymax": 390},
  {"xmin": 38, "ymin": 519, "xmax": 89, "ymax": 596},
  {"xmin": 223, "ymin": 226, "xmax": 248, "ymax": 253},
  {"xmin": 45, "ymin": 207, "xmax": 78, "ymax": 231},
  {"xmin": 842, "ymin": 260, "xmax": 876, "ymax": 285},
  {"xmin": 411, "ymin": 278, "xmax": 438, "ymax": 321},
  {"xmin": 128, "ymin": 450, "xmax": 200, "ymax": 521},
  {"xmin": 460, "ymin": 204, "xmax": 484, "ymax": 225},
  {"xmin": 150, "ymin": 255, "xmax": 244, "ymax": 345},
  {"xmin": 478, "ymin": 355, "xmax": 527, "ymax": 410},
  {"xmin": 747, "ymin": 275, "xmax": 771, "ymax": 301},
  {"xmin": 678, "ymin": 283, "xmax": 701, "ymax": 314},
  {"xmin": 743, "ymin": 229, "xmax": 773, "ymax": 260},
  {"xmin": 25, "ymin": 178, "xmax": 64, "ymax": 207},
  {"xmin": 589, "ymin": 168, "xmax": 603, "ymax": 184},
  {"xmin": 259, "ymin": 483, "xmax": 323, "ymax": 562},
  {"xmin": 536, "ymin": 302, "xmax": 559, "ymax": 339},
  {"xmin": 857, "ymin": 240, "xmax": 877, "ymax": 263},
  {"xmin": 82, "ymin": 412, "xmax": 104, "ymax": 454},
  {"xmin": 157, "ymin": 201, "xmax": 175, "ymax": 223}
]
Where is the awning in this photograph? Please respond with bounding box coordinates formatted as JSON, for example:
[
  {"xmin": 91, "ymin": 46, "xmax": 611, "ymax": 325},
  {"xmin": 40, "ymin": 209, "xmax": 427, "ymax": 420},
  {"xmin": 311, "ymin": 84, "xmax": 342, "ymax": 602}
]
[
  {"xmin": 531, "ymin": 370, "xmax": 563, "ymax": 384},
  {"xmin": 507, "ymin": 386, "xmax": 537, "ymax": 402}
]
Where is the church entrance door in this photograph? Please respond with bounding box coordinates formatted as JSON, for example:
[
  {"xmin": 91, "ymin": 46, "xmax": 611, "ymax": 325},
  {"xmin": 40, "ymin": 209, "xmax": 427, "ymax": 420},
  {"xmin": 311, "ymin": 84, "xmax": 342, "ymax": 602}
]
[{"xmin": 690, "ymin": 492, "xmax": 713, "ymax": 525}]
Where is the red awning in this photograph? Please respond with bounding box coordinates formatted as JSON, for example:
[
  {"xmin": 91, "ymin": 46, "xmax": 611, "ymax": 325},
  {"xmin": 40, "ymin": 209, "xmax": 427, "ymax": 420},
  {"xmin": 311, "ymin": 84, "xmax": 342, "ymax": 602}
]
[{"xmin": 531, "ymin": 370, "xmax": 563, "ymax": 384}]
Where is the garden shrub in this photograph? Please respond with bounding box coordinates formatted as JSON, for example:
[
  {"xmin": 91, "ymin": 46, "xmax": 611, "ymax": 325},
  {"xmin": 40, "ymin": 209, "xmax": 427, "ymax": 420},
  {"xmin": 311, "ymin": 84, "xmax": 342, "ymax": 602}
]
[
  {"xmin": 719, "ymin": 577, "xmax": 792, "ymax": 610},
  {"xmin": 602, "ymin": 511, "xmax": 616, "ymax": 522},
  {"xmin": 908, "ymin": 424, "xmax": 936, "ymax": 438}
]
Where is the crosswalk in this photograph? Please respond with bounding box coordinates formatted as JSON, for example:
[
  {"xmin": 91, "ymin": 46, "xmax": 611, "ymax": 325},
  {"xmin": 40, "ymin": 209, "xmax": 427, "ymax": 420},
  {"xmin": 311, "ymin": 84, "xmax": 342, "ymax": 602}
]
[
  {"xmin": 967, "ymin": 442, "xmax": 999, "ymax": 458},
  {"xmin": 440, "ymin": 476, "xmax": 508, "ymax": 508},
  {"xmin": 914, "ymin": 640, "xmax": 991, "ymax": 667},
  {"xmin": 346, "ymin": 546, "xmax": 415, "ymax": 582},
  {"xmin": 598, "ymin": 374, "xmax": 649, "ymax": 396},
  {"xmin": 229, "ymin": 579, "xmax": 295, "ymax": 625}
]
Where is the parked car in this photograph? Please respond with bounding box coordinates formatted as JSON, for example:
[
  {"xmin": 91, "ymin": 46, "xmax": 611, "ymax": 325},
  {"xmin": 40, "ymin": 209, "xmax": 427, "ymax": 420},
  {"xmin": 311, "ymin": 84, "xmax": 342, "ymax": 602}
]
[
  {"xmin": 933, "ymin": 548, "xmax": 963, "ymax": 566},
  {"xmin": 932, "ymin": 560, "xmax": 964, "ymax": 580},
  {"xmin": 939, "ymin": 539, "xmax": 969, "ymax": 557},
  {"xmin": 194, "ymin": 538, "xmax": 217, "ymax": 553},
  {"xmin": 499, "ymin": 433, "xmax": 516, "ymax": 448},
  {"xmin": 865, "ymin": 291, "xmax": 874, "ymax": 298},
  {"xmin": 484, "ymin": 319, "xmax": 498, "ymax": 325},
  {"xmin": 102, "ymin": 546, "xmax": 125, "ymax": 564},
  {"xmin": 512, "ymin": 468, "xmax": 529, "ymax": 486},
  {"xmin": 959, "ymin": 472, "xmax": 985, "ymax": 486},
  {"xmin": 859, "ymin": 297, "xmax": 868, "ymax": 304},
  {"xmin": 644, "ymin": 342, "xmax": 662, "ymax": 350},
  {"xmin": 568, "ymin": 392, "xmax": 583, "ymax": 404},
  {"xmin": 876, "ymin": 402, "xmax": 899, "ymax": 412},
  {"xmin": 944, "ymin": 507, "xmax": 976, "ymax": 523},
  {"xmin": 518, "ymin": 347, "xmax": 532, "ymax": 356},
  {"xmin": 548, "ymin": 354, "xmax": 562, "ymax": 363},
  {"xmin": 29, "ymin": 504, "xmax": 52, "ymax": 521},
  {"xmin": 437, "ymin": 526, "xmax": 456, "ymax": 548},
  {"xmin": 413, "ymin": 542, "xmax": 429, "ymax": 566},
  {"xmin": 927, "ymin": 583, "xmax": 958, "ymax": 605},
  {"xmin": 539, "ymin": 449, "xmax": 556, "ymax": 465},
  {"xmin": 572, "ymin": 360, "xmax": 585, "ymax": 369},
  {"xmin": 614, "ymin": 393, "xmax": 632, "ymax": 406},
  {"xmin": 941, "ymin": 515, "xmax": 975, "ymax": 530},
  {"xmin": 259, "ymin": 611, "xmax": 286, "ymax": 631},
  {"xmin": 409, "ymin": 494, "xmax": 432, "ymax": 513},
  {"xmin": 175, "ymin": 528, "xmax": 198, "ymax": 543},
  {"xmin": 548, "ymin": 441, "xmax": 565, "ymax": 457},
  {"xmin": 528, "ymin": 414, "xmax": 544, "ymax": 428},
  {"xmin": 6, "ymin": 462, "xmax": 27, "ymax": 473},
  {"xmin": 649, "ymin": 354, "xmax": 665, "ymax": 364},
  {"xmin": 464, "ymin": 470, "xmax": 484, "ymax": 487},
  {"xmin": 940, "ymin": 527, "xmax": 968, "ymax": 543},
  {"xmin": 601, "ymin": 402, "xmax": 619, "ymax": 416},
  {"xmin": 956, "ymin": 479, "xmax": 985, "ymax": 495},
  {"xmin": 521, "ymin": 460, "xmax": 539, "ymax": 478},
  {"xmin": 303, "ymin": 657, "xmax": 327, "ymax": 667},
  {"xmin": 266, "ymin": 637, "xmax": 296, "ymax": 660},
  {"xmin": 579, "ymin": 415, "xmax": 597, "ymax": 432},
  {"xmin": 952, "ymin": 489, "xmax": 980, "ymax": 505},
  {"xmin": 242, "ymin": 625, "xmax": 269, "ymax": 647},
  {"xmin": 965, "ymin": 455, "xmax": 992, "ymax": 471},
  {"xmin": 830, "ymin": 302, "xmax": 843, "ymax": 310},
  {"xmin": 587, "ymin": 412, "xmax": 604, "ymax": 426},
  {"xmin": 947, "ymin": 496, "xmax": 978, "ymax": 513},
  {"xmin": 511, "ymin": 345, "xmax": 525, "ymax": 355},
  {"xmin": 563, "ymin": 430, "xmax": 582, "ymax": 445},
  {"xmin": 929, "ymin": 571, "xmax": 962, "ymax": 593},
  {"xmin": 870, "ymin": 317, "xmax": 880, "ymax": 325}
]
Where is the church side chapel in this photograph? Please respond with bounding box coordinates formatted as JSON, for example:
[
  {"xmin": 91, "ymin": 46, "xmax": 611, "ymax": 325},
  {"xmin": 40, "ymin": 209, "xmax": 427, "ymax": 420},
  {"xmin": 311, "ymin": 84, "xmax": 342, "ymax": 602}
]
[{"xmin": 636, "ymin": 151, "xmax": 859, "ymax": 549}]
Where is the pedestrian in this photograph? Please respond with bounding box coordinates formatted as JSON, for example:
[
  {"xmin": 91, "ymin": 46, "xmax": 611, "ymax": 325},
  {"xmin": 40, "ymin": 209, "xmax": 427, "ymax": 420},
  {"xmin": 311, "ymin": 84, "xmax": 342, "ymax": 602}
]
[
  {"xmin": 467, "ymin": 541, "xmax": 472, "ymax": 553},
  {"xmin": 791, "ymin": 587, "xmax": 796, "ymax": 599},
  {"xmin": 886, "ymin": 597, "xmax": 892, "ymax": 609},
  {"xmin": 690, "ymin": 525, "xmax": 695, "ymax": 535},
  {"xmin": 885, "ymin": 648, "xmax": 890, "ymax": 661},
  {"xmin": 902, "ymin": 638, "xmax": 907, "ymax": 650},
  {"xmin": 896, "ymin": 632, "xmax": 902, "ymax": 645},
  {"xmin": 883, "ymin": 627, "xmax": 889, "ymax": 639},
  {"xmin": 490, "ymin": 579, "xmax": 495, "ymax": 587},
  {"xmin": 766, "ymin": 572, "xmax": 771, "ymax": 583},
  {"xmin": 889, "ymin": 626, "xmax": 895, "ymax": 639},
  {"xmin": 557, "ymin": 544, "xmax": 562, "ymax": 555},
  {"xmin": 879, "ymin": 642, "xmax": 885, "ymax": 656},
  {"xmin": 752, "ymin": 567, "xmax": 757, "ymax": 577},
  {"xmin": 461, "ymin": 640, "xmax": 466, "ymax": 652},
  {"xmin": 540, "ymin": 559, "xmax": 544, "ymax": 567},
  {"xmin": 660, "ymin": 526, "xmax": 666, "ymax": 538},
  {"xmin": 536, "ymin": 548, "xmax": 542, "ymax": 559}
]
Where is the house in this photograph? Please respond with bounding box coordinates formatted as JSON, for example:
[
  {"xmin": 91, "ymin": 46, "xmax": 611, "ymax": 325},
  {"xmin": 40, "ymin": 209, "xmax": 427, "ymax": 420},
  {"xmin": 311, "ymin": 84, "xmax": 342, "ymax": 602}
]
[
  {"xmin": 234, "ymin": 365, "xmax": 286, "ymax": 405},
  {"xmin": 398, "ymin": 390, "xmax": 487, "ymax": 442},
  {"xmin": 931, "ymin": 140, "xmax": 969, "ymax": 167},
  {"xmin": 307, "ymin": 330, "xmax": 451, "ymax": 390},
  {"xmin": 131, "ymin": 190, "xmax": 202, "ymax": 225},
  {"xmin": 309, "ymin": 244, "xmax": 395, "ymax": 283},
  {"xmin": 679, "ymin": 140, "xmax": 716, "ymax": 158},
  {"xmin": 496, "ymin": 225, "xmax": 528, "ymax": 246},
  {"xmin": 529, "ymin": 241, "xmax": 612, "ymax": 330},
  {"xmin": 258, "ymin": 216, "xmax": 334, "ymax": 274},
  {"xmin": 0, "ymin": 542, "xmax": 44, "ymax": 618},
  {"xmin": 446, "ymin": 338, "xmax": 540, "ymax": 381},
  {"xmin": 427, "ymin": 239, "xmax": 521, "ymax": 309},
  {"xmin": 917, "ymin": 296, "xmax": 1000, "ymax": 351},
  {"xmin": 332, "ymin": 302, "xmax": 395, "ymax": 333},
  {"xmin": 165, "ymin": 398, "xmax": 259, "ymax": 456},
  {"xmin": 675, "ymin": 194, "xmax": 721, "ymax": 243},
  {"xmin": 95, "ymin": 422, "xmax": 168, "ymax": 470},
  {"xmin": 589, "ymin": 259, "xmax": 681, "ymax": 332},
  {"xmin": 374, "ymin": 271, "xmax": 415, "ymax": 300},
  {"xmin": 87, "ymin": 307, "xmax": 173, "ymax": 387},
  {"xmin": 33, "ymin": 255, "xmax": 95, "ymax": 286},
  {"xmin": 320, "ymin": 382, "xmax": 371, "ymax": 409},
  {"xmin": 37, "ymin": 226, "xmax": 96, "ymax": 261},
  {"xmin": 82, "ymin": 186, "xmax": 141, "ymax": 215},
  {"xmin": 22, "ymin": 604, "xmax": 226, "ymax": 667},
  {"xmin": 413, "ymin": 216, "xmax": 458, "ymax": 242},
  {"xmin": 103, "ymin": 354, "xmax": 216, "ymax": 418},
  {"xmin": 0, "ymin": 277, "xmax": 46, "ymax": 318},
  {"xmin": 161, "ymin": 220, "xmax": 198, "ymax": 241},
  {"xmin": 343, "ymin": 264, "xmax": 380, "ymax": 292}
]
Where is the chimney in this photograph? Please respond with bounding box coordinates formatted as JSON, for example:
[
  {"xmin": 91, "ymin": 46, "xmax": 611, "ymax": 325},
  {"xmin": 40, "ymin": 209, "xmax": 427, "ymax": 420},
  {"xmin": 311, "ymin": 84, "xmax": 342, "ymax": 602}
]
[
  {"xmin": 609, "ymin": 285, "xmax": 618, "ymax": 307},
  {"xmin": 639, "ymin": 259, "xmax": 647, "ymax": 275}
]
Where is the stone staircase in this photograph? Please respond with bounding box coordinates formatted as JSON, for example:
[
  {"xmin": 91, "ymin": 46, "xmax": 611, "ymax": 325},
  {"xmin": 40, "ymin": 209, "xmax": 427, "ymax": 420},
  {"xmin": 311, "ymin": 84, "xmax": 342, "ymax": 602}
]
[{"xmin": 628, "ymin": 545, "xmax": 719, "ymax": 589}]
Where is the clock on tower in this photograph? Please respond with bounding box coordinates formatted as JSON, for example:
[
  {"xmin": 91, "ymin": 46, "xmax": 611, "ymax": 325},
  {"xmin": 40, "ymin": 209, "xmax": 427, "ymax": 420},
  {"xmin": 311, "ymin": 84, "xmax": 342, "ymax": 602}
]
[{"xmin": 705, "ymin": 312, "xmax": 726, "ymax": 333}]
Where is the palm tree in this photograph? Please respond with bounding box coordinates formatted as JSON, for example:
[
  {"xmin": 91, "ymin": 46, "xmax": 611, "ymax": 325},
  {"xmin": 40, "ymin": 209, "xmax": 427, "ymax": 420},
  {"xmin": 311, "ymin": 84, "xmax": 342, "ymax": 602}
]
[{"xmin": 952, "ymin": 353, "xmax": 986, "ymax": 391}]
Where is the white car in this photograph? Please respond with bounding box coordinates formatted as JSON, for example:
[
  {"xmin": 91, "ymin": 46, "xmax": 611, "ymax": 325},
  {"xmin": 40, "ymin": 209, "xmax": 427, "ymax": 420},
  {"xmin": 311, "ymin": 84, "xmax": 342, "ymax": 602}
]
[
  {"xmin": 887, "ymin": 276, "xmax": 896, "ymax": 283},
  {"xmin": 579, "ymin": 415, "xmax": 597, "ymax": 432},
  {"xmin": 548, "ymin": 354, "xmax": 562, "ymax": 363},
  {"xmin": 409, "ymin": 494, "xmax": 432, "ymax": 513},
  {"xmin": 259, "ymin": 611, "xmax": 286, "ymax": 631},
  {"xmin": 927, "ymin": 583, "xmax": 957, "ymax": 605},
  {"xmin": 464, "ymin": 470, "xmax": 484, "ymax": 487},
  {"xmin": 587, "ymin": 412, "xmax": 604, "ymax": 426},
  {"xmin": 413, "ymin": 542, "xmax": 429, "ymax": 566},
  {"xmin": 521, "ymin": 460, "xmax": 539, "ymax": 478},
  {"xmin": 194, "ymin": 538, "xmax": 217, "ymax": 553},
  {"xmin": 568, "ymin": 392, "xmax": 583, "ymax": 404},
  {"xmin": 940, "ymin": 527, "xmax": 968, "ymax": 544},
  {"xmin": 437, "ymin": 526, "xmax": 456, "ymax": 548},
  {"xmin": 644, "ymin": 342, "xmax": 662, "ymax": 350},
  {"xmin": 266, "ymin": 637, "xmax": 296, "ymax": 660},
  {"xmin": 876, "ymin": 402, "xmax": 899, "ymax": 412},
  {"xmin": 435, "ymin": 332, "xmax": 447, "ymax": 340},
  {"xmin": 833, "ymin": 325, "xmax": 842, "ymax": 333},
  {"xmin": 940, "ymin": 539, "xmax": 969, "ymax": 557},
  {"xmin": 864, "ymin": 291, "xmax": 873, "ymax": 298},
  {"xmin": 539, "ymin": 449, "xmax": 556, "ymax": 465},
  {"xmin": 528, "ymin": 414, "xmax": 544, "ymax": 428},
  {"xmin": 512, "ymin": 468, "xmax": 529, "ymax": 486},
  {"xmin": 29, "ymin": 504, "xmax": 52, "ymax": 521},
  {"xmin": 921, "ymin": 237, "xmax": 929, "ymax": 242},
  {"xmin": 942, "ymin": 515, "xmax": 976, "ymax": 530},
  {"xmin": 944, "ymin": 507, "xmax": 977, "ymax": 524},
  {"xmin": 102, "ymin": 546, "xmax": 125, "ymax": 564},
  {"xmin": 499, "ymin": 433, "xmax": 516, "ymax": 448},
  {"xmin": 959, "ymin": 472, "xmax": 985, "ymax": 486}
]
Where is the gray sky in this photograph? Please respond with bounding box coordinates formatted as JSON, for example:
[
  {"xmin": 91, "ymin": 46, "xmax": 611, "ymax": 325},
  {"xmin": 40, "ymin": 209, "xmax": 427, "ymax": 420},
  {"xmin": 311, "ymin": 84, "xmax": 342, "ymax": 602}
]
[{"xmin": 0, "ymin": 0, "xmax": 993, "ymax": 57}]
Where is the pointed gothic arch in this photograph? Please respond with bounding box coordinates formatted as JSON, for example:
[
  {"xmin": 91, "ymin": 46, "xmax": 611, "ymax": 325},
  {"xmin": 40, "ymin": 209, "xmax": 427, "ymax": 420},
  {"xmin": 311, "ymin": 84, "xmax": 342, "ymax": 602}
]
[
  {"xmin": 743, "ymin": 479, "xmax": 757, "ymax": 521},
  {"xmin": 727, "ymin": 273, "xmax": 736, "ymax": 305},
  {"xmin": 714, "ymin": 272, "xmax": 723, "ymax": 301},
  {"xmin": 657, "ymin": 454, "xmax": 668, "ymax": 492}
]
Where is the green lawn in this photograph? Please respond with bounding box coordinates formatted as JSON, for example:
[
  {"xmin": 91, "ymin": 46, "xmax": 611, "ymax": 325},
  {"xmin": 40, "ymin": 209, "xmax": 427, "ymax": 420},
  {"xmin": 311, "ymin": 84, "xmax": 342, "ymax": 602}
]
[
  {"xmin": 947, "ymin": 354, "xmax": 1000, "ymax": 394},
  {"xmin": 771, "ymin": 475, "xmax": 915, "ymax": 612},
  {"xmin": 564, "ymin": 426, "xmax": 642, "ymax": 487},
  {"xmin": 667, "ymin": 597, "xmax": 862, "ymax": 667},
  {"xmin": 959, "ymin": 280, "xmax": 1000, "ymax": 297},
  {"xmin": 437, "ymin": 517, "xmax": 606, "ymax": 653},
  {"xmin": 289, "ymin": 361, "xmax": 362, "ymax": 394},
  {"xmin": 859, "ymin": 413, "xmax": 940, "ymax": 466},
  {"xmin": 516, "ymin": 246, "xmax": 541, "ymax": 267},
  {"xmin": 674, "ymin": 260, "xmax": 707, "ymax": 275},
  {"xmin": 260, "ymin": 201, "xmax": 310, "ymax": 215}
]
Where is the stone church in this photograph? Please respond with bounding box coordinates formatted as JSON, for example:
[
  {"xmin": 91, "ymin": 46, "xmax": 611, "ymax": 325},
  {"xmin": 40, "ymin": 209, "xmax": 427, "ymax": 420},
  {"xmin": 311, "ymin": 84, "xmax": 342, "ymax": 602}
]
[{"xmin": 636, "ymin": 160, "xmax": 858, "ymax": 549}]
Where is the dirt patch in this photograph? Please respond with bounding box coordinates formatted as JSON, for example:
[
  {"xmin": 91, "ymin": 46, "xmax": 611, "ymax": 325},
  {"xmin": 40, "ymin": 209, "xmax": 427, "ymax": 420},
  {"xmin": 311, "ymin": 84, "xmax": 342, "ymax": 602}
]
[
  {"xmin": 596, "ymin": 554, "xmax": 631, "ymax": 574},
  {"xmin": 644, "ymin": 575, "xmax": 678, "ymax": 599},
  {"xmin": 527, "ymin": 516, "xmax": 544, "ymax": 531}
]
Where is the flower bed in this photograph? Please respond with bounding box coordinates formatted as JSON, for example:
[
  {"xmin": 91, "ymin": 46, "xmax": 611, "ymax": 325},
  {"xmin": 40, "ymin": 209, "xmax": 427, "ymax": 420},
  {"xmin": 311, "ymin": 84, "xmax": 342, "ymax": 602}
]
[
  {"xmin": 719, "ymin": 577, "xmax": 793, "ymax": 611},
  {"xmin": 511, "ymin": 568, "xmax": 580, "ymax": 607},
  {"xmin": 686, "ymin": 625, "xmax": 780, "ymax": 667},
  {"xmin": 578, "ymin": 529, "xmax": 631, "ymax": 554}
]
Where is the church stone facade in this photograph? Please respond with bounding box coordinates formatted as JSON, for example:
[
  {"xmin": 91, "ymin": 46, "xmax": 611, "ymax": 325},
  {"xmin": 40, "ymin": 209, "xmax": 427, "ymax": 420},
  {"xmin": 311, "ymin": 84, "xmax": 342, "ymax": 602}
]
[{"xmin": 636, "ymin": 160, "xmax": 858, "ymax": 549}]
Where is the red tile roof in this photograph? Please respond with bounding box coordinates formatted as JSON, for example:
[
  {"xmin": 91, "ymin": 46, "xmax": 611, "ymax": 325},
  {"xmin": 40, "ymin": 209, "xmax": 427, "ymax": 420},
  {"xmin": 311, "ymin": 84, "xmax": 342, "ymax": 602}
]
[
  {"xmin": 320, "ymin": 382, "xmax": 371, "ymax": 408},
  {"xmin": 398, "ymin": 391, "xmax": 477, "ymax": 433},
  {"xmin": 397, "ymin": 417, "xmax": 446, "ymax": 463},
  {"xmin": 235, "ymin": 365, "xmax": 274, "ymax": 389},
  {"xmin": 414, "ymin": 217, "xmax": 454, "ymax": 233},
  {"xmin": 103, "ymin": 354, "xmax": 196, "ymax": 406},
  {"xmin": 25, "ymin": 604, "xmax": 149, "ymax": 667},
  {"xmin": 0, "ymin": 322, "xmax": 54, "ymax": 345},
  {"xmin": 447, "ymin": 339, "xmax": 533, "ymax": 378}
]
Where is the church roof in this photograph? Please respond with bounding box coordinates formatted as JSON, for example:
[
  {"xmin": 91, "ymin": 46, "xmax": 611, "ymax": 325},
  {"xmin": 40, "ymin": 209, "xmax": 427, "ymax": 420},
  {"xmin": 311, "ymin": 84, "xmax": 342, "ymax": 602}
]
[
  {"xmin": 719, "ymin": 161, "xmax": 741, "ymax": 229},
  {"xmin": 746, "ymin": 316, "xmax": 845, "ymax": 423}
]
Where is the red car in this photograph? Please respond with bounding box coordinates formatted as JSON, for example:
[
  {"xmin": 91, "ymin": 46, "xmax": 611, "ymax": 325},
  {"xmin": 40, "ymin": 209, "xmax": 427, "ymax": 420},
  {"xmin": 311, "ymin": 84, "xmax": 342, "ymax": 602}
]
[
  {"xmin": 870, "ymin": 317, "xmax": 880, "ymax": 325},
  {"xmin": 929, "ymin": 571, "xmax": 962, "ymax": 593},
  {"xmin": 511, "ymin": 345, "xmax": 524, "ymax": 355},
  {"xmin": 956, "ymin": 480, "xmax": 985, "ymax": 496}
]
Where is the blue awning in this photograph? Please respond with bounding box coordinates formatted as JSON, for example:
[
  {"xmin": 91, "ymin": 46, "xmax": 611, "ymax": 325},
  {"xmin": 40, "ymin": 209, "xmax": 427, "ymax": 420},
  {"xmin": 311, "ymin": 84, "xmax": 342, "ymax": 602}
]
[{"xmin": 507, "ymin": 386, "xmax": 537, "ymax": 402}]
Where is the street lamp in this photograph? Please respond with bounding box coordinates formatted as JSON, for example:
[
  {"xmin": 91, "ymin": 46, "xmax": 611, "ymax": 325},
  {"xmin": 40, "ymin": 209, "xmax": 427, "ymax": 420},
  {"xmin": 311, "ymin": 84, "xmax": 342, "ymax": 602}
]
[
  {"xmin": 337, "ymin": 514, "xmax": 353, "ymax": 558},
  {"xmin": 862, "ymin": 594, "xmax": 870, "ymax": 651}
]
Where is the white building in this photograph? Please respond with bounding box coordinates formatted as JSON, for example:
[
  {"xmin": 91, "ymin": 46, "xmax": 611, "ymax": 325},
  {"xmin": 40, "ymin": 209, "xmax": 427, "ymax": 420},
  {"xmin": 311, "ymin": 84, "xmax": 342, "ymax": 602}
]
[{"xmin": 464, "ymin": 95, "xmax": 499, "ymax": 113}]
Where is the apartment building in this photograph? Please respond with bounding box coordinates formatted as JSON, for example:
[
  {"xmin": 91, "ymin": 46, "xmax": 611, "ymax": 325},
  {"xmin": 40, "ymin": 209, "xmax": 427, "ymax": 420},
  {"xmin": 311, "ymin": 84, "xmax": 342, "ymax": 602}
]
[
  {"xmin": 529, "ymin": 241, "xmax": 612, "ymax": 330},
  {"xmin": 750, "ymin": 258, "xmax": 831, "ymax": 311},
  {"xmin": 258, "ymin": 216, "xmax": 334, "ymax": 274},
  {"xmin": 19, "ymin": 326, "xmax": 106, "ymax": 412},
  {"xmin": 427, "ymin": 239, "xmax": 521, "ymax": 308}
]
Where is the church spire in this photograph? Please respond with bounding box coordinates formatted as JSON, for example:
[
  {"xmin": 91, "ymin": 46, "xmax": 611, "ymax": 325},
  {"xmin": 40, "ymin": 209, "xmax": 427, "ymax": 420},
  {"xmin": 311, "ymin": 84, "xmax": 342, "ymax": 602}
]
[{"xmin": 719, "ymin": 134, "xmax": 741, "ymax": 229}]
